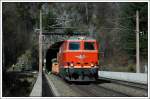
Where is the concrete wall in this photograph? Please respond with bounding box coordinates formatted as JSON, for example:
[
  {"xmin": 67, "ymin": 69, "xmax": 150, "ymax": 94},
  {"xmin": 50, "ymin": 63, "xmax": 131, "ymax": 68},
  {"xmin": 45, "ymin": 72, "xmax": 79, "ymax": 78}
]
[
  {"xmin": 30, "ymin": 73, "xmax": 42, "ymax": 96},
  {"xmin": 98, "ymin": 71, "xmax": 148, "ymax": 84}
]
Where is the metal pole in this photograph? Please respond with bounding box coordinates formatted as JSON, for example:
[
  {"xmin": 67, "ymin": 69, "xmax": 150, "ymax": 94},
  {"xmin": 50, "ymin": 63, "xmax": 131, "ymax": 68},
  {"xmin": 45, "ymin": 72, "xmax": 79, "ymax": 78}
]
[
  {"xmin": 136, "ymin": 10, "xmax": 140, "ymax": 73},
  {"xmin": 39, "ymin": 10, "xmax": 42, "ymax": 74},
  {"xmin": 85, "ymin": 3, "xmax": 88, "ymax": 24}
]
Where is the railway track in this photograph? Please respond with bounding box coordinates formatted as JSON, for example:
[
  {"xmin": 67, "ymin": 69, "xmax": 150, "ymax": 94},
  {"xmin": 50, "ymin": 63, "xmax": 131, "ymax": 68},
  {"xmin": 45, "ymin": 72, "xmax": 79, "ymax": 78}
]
[
  {"xmin": 98, "ymin": 77, "xmax": 148, "ymax": 90},
  {"xmin": 68, "ymin": 81, "xmax": 147, "ymax": 97},
  {"xmin": 69, "ymin": 83, "xmax": 128, "ymax": 97},
  {"xmin": 95, "ymin": 78, "xmax": 148, "ymax": 97}
]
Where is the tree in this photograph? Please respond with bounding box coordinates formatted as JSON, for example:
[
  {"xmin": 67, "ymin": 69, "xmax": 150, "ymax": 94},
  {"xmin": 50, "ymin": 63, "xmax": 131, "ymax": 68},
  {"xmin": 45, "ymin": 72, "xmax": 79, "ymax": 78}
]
[
  {"xmin": 2, "ymin": 3, "xmax": 40, "ymax": 70},
  {"xmin": 119, "ymin": 2, "xmax": 148, "ymax": 62}
]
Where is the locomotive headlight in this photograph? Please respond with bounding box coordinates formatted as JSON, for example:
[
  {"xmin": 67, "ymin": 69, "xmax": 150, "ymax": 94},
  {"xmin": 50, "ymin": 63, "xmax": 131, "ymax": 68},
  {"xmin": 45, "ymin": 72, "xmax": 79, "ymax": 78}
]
[
  {"xmin": 70, "ymin": 63, "xmax": 74, "ymax": 67},
  {"xmin": 69, "ymin": 63, "xmax": 74, "ymax": 69},
  {"xmin": 94, "ymin": 66, "xmax": 97, "ymax": 68},
  {"xmin": 91, "ymin": 63, "xmax": 94, "ymax": 67}
]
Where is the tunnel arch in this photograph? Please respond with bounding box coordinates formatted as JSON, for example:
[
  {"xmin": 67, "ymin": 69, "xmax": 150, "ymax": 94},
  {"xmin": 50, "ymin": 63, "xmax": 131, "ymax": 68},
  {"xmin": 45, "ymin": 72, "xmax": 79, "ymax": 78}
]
[{"xmin": 45, "ymin": 41, "xmax": 64, "ymax": 72}]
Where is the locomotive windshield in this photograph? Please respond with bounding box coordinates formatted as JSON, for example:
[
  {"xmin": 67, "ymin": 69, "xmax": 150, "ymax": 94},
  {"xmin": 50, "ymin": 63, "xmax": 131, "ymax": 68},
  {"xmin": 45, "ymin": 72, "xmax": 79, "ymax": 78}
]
[
  {"xmin": 69, "ymin": 42, "xmax": 80, "ymax": 50},
  {"xmin": 84, "ymin": 42, "xmax": 95, "ymax": 50}
]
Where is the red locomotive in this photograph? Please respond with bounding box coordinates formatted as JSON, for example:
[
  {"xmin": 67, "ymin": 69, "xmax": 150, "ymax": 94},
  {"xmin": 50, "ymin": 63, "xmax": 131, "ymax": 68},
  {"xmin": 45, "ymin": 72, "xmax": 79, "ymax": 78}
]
[{"xmin": 52, "ymin": 36, "xmax": 99, "ymax": 81}]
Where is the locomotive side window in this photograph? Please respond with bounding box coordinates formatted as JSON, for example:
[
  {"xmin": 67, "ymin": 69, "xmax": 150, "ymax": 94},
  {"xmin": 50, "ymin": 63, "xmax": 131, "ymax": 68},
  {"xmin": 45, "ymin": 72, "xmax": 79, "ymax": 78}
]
[
  {"xmin": 69, "ymin": 42, "xmax": 80, "ymax": 50},
  {"xmin": 84, "ymin": 42, "xmax": 95, "ymax": 50}
]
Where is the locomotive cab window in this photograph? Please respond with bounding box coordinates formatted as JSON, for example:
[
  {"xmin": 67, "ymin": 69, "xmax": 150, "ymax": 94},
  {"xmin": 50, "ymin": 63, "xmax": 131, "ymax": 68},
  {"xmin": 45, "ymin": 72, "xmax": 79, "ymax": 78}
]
[
  {"xmin": 69, "ymin": 42, "xmax": 80, "ymax": 50},
  {"xmin": 84, "ymin": 42, "xmax": 95, "ymax": 50}
]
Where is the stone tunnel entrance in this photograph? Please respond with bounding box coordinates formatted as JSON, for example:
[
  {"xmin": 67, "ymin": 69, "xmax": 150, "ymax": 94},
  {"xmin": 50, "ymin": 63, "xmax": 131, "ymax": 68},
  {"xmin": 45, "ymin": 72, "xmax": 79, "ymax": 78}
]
[{"xmin": 45, "ymin": 41, "xmax": 64, "ymax": 72}]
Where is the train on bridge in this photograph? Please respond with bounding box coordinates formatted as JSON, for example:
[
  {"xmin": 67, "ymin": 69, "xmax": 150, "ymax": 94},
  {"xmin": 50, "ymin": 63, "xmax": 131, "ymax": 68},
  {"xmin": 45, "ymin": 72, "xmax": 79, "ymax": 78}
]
[{"xmin": 51, "ymin": 36, "xmax": 99, "ymax": 81}]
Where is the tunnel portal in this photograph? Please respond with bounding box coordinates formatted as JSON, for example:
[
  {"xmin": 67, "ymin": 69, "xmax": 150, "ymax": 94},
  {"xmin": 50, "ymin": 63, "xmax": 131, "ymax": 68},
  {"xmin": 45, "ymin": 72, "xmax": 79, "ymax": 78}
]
[{"xmin": 45, "ymin": 41, "xmax": 64, "ymax": 72}]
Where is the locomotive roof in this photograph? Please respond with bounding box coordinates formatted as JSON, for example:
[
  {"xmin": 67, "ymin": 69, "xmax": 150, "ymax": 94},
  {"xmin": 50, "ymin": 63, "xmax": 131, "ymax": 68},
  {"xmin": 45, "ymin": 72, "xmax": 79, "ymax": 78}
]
[{"xmin": 68, "ymin": 36, "xmax": 95, "ymax": 40}]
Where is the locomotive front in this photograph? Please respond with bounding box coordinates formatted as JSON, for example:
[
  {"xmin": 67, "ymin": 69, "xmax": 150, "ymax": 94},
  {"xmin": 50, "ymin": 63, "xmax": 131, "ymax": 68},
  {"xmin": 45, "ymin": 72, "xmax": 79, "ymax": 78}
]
[{"xmin": 58, "ymin": 36, "xmax": 99, "ymax": 81}]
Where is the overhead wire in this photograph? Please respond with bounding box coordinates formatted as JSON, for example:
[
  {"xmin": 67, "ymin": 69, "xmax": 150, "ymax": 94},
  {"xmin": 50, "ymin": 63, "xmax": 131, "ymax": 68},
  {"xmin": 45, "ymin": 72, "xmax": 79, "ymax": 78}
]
[{"xmin": 46, "ymin": 14, "xmax": 139, "ymax": 32}]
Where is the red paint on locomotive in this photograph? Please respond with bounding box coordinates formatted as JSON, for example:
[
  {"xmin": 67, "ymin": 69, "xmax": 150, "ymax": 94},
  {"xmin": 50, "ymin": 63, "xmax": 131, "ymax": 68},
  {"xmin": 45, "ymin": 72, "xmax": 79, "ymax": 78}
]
[{"xmin": 52, "ymin": 36, "xmax": 99, "ymax": 81}]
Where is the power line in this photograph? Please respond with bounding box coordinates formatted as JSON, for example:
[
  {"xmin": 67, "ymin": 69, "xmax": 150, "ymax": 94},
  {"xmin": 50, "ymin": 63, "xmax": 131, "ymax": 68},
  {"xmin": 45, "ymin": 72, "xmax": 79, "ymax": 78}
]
[
  {"xmin": 105, "ymin": 21, "xmax": 136, "ymax": 31},
  {"xmin": 48, "ymin": 27, "xmax": 78, "ymax": 29},
  {"xmin": 99, "ymin": 27, "xmax": 136, "ymax": 31},
  {"xmin": 48, "ymin": 20, "xmax": 71, "ymax": 28},
  {"xmin": 106, "ymin": 15, "xmax": 135, "ymax": 22},
  {"xmin": 48, "ymin": 18, "xmax": 72, "ymax": 21}
]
